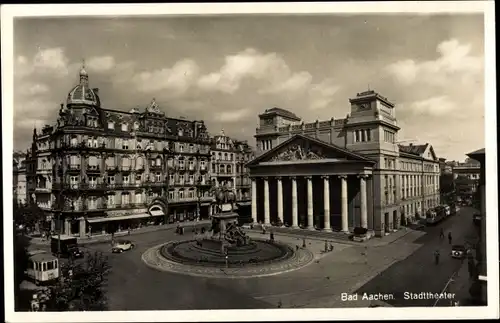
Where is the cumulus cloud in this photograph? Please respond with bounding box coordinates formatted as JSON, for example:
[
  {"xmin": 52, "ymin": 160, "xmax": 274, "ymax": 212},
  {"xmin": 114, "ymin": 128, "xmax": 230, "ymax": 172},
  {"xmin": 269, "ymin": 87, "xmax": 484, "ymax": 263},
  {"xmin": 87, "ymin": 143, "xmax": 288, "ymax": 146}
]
[
  {"xmin": 14, "ymin": 47, "xmax": 77, "ymax": 79},
  {"xmin": 86, "ymin": 56, "xmax": 116, "ymax": 72},
  {"xmin": 32, "ymin": 47, "xmax": 70, "ymax": 77},
  {"xmin": 408, "ymin": 96, "xmax": 457, "ymax": 117},
  {"xmin": 214, "ymin": 108, "xmax": 252, "ymax": 122},
  {"xmin": 386, "ymin": 38, "xmax": 483, "ymax": 87},
  {"xmin": 198, "ymin": 48, "xmax": 314, "ymax": 94},
  {"xmin": 20, "ymin": 83, "xmax": 50, "ymax": 96},
  {"xmin": 131, "ymin": 59, "xmax": 200, "ymax": 95}
]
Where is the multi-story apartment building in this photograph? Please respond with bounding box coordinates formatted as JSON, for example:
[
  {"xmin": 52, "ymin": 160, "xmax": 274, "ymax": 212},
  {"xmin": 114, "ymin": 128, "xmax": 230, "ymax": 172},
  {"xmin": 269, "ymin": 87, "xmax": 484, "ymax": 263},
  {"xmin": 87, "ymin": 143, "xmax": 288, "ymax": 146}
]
[
  {"xmin": 453, "ymin": 159, "xmax": 481, "ymax": 202},
  {"xmin": 210, "ymin": 130, "xmax": 254, "ymax": 200},
  {"xmin": 13, "ymin": 151, "xmax": 28, "ymax": 206},
  {"xmin": 466, "ymin": 148, "xmax": 486, "ymax": 305},
  {"xmin": 398, "ymin": 144, "xmax": 441, "ymax": 220},
  {"xmin": 249, "ymin": 90, "xmax": 440, "ymax": 236},
  {"xmin": 27, "ymin": 65, "xmax": 212, "ymax": 238}
]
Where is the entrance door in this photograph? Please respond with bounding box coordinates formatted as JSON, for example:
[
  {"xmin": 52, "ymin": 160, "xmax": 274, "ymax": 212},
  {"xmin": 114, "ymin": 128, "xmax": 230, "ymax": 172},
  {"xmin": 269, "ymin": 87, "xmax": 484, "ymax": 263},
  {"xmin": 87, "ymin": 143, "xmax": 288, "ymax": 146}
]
[
  {"xmin": 393, "ymin": 210, "xmax": 398, "ymax": 230},
  {"xmin": 384, "ymin": 212, "xmax": 390, "ymax": 233}
]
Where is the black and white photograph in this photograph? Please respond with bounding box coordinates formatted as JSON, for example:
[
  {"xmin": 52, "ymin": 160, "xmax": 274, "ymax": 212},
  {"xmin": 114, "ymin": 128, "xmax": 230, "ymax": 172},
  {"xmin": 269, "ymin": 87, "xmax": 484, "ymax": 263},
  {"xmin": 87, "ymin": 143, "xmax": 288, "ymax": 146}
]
[{"xmin": 2, "ymin": 2, "xmax": 498, "ymax": 322}]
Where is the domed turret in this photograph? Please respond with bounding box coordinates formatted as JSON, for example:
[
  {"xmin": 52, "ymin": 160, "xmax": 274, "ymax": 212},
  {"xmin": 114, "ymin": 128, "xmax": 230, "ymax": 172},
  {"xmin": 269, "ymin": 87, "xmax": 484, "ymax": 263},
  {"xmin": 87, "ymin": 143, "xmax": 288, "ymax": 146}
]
[{"xmin": 66, "ymin": 61, "xmax": 99, "ymax": 107}]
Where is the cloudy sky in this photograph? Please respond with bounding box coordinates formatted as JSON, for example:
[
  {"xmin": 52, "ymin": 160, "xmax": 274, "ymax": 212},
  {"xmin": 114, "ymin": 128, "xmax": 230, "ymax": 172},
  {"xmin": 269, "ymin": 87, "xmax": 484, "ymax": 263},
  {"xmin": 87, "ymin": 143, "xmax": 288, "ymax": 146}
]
[{"xmin": 13, "ymin": 14, "xmax": 484, "ymax": 161}]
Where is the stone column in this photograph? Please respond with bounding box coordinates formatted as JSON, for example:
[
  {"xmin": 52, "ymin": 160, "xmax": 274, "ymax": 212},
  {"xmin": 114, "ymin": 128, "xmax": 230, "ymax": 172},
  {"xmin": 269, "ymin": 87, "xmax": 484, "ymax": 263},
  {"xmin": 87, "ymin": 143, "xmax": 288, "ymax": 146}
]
[
  {"xmin": 291, "ymin": 176, "xmax": 299, "ymax": 228},
  {"xmin": 251, "ymin": 178, "xmax": 257, "ymax": 223},
  {"xmin": 263, "ymin": 177, "xmax": 271, "ymax": 225},
  {"xmin": 79, "ymin": 218, "xmax": 86, "ymax": 238},
  {"xmin": 306, "ymin": 176, "xmax": 314, "ymax": 230},
  {"xmin": 359, "ymin": 175, "xmax": 368, "ymax": 229},
  {"xmin": 322, "ymin": 175, "xmax": 331, "ymax": 231},
  {"xmin": 339, "ymin": 175, "xmax": 349, "ymax": 232},
  {"xmin": 208, "ymin": 204, "xmax": 213, "ymax": 217},
  {"xmin": 276, "ymin": 176, "xmax": 283, "ymax": 224}
]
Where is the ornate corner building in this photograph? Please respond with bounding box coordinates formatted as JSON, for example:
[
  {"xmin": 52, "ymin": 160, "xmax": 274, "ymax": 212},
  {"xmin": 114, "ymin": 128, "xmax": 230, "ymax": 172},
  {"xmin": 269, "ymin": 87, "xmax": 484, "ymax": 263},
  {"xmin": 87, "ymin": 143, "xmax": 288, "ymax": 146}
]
[
  {"xmin": 250, "ymin": 90, "xmax": 441, "ymax": 237},
  {"xmin": 209, "ymin": 129, "xmax": 255, "ymax": 204},
  {"xmin": 27, "ymin": 65, "xmax": 213, "ymax": 238}
]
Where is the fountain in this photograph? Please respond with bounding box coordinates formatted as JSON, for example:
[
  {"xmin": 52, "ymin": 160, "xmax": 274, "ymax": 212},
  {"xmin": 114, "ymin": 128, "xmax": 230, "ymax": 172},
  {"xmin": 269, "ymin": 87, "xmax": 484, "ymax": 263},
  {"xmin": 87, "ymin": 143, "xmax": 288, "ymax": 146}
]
[{"xmin": 160, "ymin": 184, "xmax": 294, "ymax": 267}]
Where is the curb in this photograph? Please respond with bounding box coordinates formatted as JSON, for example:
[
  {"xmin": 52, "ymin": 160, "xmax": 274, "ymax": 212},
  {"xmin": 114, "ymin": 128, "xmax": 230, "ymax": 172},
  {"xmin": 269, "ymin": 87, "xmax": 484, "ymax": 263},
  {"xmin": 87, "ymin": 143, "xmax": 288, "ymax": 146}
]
[
  {"xmin": 141, "ymin": 241, "xmax": 315, "ymax": 279},
  {"xmin": 246, "ymin": 229, "xmax": 359, "ymax": 246}
]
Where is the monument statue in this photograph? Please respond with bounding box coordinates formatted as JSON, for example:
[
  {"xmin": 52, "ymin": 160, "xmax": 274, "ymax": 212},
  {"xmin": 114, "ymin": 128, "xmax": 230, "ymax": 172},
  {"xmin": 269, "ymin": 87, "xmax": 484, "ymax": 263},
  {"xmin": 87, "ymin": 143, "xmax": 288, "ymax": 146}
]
[{"xmin": 208, "ymin": 182, "xmax": 250, "ymax": 250}]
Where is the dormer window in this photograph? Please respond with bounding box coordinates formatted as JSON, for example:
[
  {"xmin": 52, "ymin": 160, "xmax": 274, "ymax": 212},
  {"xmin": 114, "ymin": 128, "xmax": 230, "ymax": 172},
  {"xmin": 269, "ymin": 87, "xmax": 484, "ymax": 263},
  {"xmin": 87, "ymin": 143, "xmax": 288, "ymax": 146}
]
[
  {"xmin": 121, "ymin": 123, "xmax": 128, "ymax": 132},
  {"xmin": 108, "ymin": 122, "xmax": 115, "ymax": 130}
]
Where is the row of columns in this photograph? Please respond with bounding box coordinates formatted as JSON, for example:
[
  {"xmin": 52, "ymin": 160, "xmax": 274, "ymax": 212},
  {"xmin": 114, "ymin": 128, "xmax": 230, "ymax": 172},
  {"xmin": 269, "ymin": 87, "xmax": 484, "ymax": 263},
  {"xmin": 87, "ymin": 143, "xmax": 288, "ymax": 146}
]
[{"xmin": 251, "ymin": 175, "xmax": 369, "ymax": 231}]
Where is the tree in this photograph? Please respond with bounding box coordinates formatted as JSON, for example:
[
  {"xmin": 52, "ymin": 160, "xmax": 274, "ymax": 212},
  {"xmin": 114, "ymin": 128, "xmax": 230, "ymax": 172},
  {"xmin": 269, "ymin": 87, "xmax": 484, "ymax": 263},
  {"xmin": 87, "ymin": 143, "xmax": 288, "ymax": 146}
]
[
  {"xmin": 44, "ymin": 251, "xmax": 111, "ymax": 311},
  {"xmin": 13, "ymin": 223, "xmax": 30, "ymax": 310}
]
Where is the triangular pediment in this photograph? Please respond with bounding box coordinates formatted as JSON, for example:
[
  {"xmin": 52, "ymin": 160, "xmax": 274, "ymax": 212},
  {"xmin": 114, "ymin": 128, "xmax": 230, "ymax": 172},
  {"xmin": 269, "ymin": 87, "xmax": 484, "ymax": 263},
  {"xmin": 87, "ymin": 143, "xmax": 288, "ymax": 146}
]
[
  {"xmin": 247, "ymin": 135, "xmax": 374, "ymax": 166},
  {"xmin": 423, "ymin": 144, "xmax": 438, "ymax": 161}
]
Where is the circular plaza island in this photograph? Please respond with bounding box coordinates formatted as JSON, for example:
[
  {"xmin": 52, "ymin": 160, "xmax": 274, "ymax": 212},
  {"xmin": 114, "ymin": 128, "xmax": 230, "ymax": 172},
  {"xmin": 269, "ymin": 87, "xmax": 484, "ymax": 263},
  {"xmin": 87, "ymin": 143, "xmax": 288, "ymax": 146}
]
[{"xmin": 142, "ymin": 194, "xmax": 314, "ymax": 278}]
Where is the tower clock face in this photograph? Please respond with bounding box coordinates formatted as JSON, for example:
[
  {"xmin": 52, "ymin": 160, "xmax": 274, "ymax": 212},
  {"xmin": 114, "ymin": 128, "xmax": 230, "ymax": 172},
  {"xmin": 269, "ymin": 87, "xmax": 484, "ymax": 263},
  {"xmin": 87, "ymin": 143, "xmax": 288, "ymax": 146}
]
[{"xmin": 359, "ymin": 103, "xmax": 370, "ymax": 110}]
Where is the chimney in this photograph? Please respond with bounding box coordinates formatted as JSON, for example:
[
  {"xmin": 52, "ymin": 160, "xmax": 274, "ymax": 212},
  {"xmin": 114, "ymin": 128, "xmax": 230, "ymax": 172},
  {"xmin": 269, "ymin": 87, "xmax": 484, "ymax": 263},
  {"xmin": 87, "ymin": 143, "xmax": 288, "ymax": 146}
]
[
  {"xmin": 409, "ymin": 143, "xmax": 413, "ymax": 147},
  {"xmin": 93, "ymin": 88, "xmax": 99, "ymax": 95}
]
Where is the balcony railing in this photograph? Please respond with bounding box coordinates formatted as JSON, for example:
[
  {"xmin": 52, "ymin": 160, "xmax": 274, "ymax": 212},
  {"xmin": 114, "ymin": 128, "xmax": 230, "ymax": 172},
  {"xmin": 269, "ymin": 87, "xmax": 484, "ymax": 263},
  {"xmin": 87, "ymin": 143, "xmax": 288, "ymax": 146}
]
[
  {"xmin": 149, "ymin": 165, "xmax": 163, "ymax": 171},
  {"xmin": 68, "ymin": 164, "xmax": 81, "ymax": 171},
  {"xmin": 35, "ymin": 186, "xmax": 51, "ymax": 192},
  {"xmin": 120, "ymin": 165, "xmax": 131, "ymax": 172},
  {"xmin": 106, "ymin": 165, "xmax": 119, "ymax": 172},
  {"xmin": 86, "ymin": 166, "xmax": 101, "ymax": 173}
]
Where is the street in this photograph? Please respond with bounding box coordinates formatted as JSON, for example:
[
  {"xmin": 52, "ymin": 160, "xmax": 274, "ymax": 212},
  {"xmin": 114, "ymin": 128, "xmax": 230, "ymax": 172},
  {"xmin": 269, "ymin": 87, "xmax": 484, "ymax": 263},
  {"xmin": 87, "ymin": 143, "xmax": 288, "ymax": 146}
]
[
  {"xmin": 355, "ymin": 207, "xmax": 478, "ymax": 307},
  {"xmin": 74, "ymin": 227, "xmax": 273, "ymax": 310},
  {"xmin": 23, "ymin": 207, "xmax": 478, "ymax": 310}
]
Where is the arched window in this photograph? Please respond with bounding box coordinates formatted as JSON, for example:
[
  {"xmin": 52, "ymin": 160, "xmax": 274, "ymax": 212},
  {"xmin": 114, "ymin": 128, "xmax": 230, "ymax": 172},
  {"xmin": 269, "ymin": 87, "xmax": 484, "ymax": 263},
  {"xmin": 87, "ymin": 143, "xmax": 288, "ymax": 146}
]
[
  {"xmin": 136, "ymin": 156, "xmax": 144, "ymax": 170},
  {"xmin": 106, "ymin": 156, "xmax": 115, "ymax": 169},
  {"xmin": 122, "ymin": 157, "xmax": 131, "ymax": 170},
  {"xmin": 227, "ymin": 165, "xmax": 232, "ymax": 173}
]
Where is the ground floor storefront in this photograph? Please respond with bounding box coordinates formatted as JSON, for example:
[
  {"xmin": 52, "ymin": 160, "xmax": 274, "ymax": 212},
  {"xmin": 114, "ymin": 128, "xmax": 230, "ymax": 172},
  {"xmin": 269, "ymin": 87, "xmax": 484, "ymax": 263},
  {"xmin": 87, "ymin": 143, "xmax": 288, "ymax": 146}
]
[{"xmin": 49, "ymin": 201, "xmax": 212, "ymax": 238}]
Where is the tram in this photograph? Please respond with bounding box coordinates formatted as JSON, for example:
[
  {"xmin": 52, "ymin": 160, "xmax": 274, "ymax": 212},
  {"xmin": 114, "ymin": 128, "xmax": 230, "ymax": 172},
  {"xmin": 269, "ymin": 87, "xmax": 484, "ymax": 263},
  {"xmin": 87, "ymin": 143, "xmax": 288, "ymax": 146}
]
[{"xmin": 25, "ymin": 250, "xmax": 59, "ymax": 285}]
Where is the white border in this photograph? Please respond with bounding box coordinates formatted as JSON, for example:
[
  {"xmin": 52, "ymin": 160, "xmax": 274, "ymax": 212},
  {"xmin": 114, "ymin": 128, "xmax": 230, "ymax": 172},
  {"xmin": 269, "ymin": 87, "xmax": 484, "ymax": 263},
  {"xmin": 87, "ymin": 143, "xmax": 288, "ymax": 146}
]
[{"xmin": 2, "ymin": 2, "xmax": 498, "ymax": 322}]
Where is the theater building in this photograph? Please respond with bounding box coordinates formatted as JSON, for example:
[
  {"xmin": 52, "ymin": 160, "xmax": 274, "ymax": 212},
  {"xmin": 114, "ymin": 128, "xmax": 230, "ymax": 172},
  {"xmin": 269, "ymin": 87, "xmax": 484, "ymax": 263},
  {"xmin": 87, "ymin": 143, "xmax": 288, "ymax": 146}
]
[
  {"xmin": 28, "ymin": 64, "xmax": 212, "ymax": 238},
  {"xmin": 248, "ymin": 90, "xmax": 440, "ymax": 237}
]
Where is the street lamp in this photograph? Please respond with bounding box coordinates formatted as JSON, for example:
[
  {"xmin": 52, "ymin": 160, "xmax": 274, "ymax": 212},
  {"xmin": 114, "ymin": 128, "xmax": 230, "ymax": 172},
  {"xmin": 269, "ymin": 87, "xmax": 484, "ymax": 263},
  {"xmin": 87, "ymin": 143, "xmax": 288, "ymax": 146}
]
[{"xmin": 196, "ymin": 177, "xmax": 204, "ymax": 221}]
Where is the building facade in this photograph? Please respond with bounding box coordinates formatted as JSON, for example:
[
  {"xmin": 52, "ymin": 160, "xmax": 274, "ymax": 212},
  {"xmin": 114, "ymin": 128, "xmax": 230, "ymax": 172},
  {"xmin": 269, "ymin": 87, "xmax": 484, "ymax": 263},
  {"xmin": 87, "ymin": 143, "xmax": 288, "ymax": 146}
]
[
  {"xmin": 13, "ymin": 151, "xmax": 28, "ymax": 206},
  {"xmin": 452, "ymin": 160, "xmax": 481, "ymax": 201},
  {"xmin": 466, "ymin": 148, "xmax": 486, "ymax": 305},
  {"xmin": 28, "ymin": 65, "xmax": 213, "ymax": 238},
  {"xmin": 249, "ymin": 90, "xmax": 440, "ymax": 237},
  {"xmin": 210, "ymin": 130, "xmax": 254, "ymax": 197}
]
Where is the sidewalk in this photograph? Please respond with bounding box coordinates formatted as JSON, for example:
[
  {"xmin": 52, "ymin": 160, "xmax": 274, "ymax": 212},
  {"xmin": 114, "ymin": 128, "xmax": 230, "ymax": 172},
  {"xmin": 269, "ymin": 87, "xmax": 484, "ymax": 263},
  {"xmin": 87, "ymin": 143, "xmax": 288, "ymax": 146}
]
[{"xmin": 29, "ymin": 220, "xmax": 211, "ymax": 246}]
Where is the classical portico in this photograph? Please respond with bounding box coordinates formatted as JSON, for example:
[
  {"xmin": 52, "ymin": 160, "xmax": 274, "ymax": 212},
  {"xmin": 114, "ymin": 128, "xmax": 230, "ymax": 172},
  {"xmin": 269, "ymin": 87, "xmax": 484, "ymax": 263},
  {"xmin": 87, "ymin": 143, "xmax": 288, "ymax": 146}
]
[{"xmin": 247, "ymin": 135, "xmax": 375, "ymax": 232}]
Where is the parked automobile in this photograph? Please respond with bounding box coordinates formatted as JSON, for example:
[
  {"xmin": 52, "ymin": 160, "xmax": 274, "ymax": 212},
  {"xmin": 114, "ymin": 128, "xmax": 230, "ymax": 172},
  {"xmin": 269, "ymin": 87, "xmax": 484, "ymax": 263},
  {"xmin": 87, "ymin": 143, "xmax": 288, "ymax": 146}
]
[
  {"xmin": 473, "ymin": 213, "xmax": 481, "ymax": 226},
  {"xmin": 451, "ymin": 244, "xmax": 470, "ymax": 259},
  {"xmin": 111, "ymin": 240, "xmax": 135, "ymax": 253}
]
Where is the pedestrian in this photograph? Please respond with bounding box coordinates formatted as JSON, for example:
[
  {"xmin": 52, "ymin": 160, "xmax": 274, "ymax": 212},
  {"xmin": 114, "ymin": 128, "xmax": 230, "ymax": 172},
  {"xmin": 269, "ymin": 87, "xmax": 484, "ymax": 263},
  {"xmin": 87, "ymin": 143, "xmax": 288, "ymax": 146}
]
[
  {"xmin": 439, "ymin": 228, "xmax": 445, "ymax": 240},
  {"xmin": 324, "ymin": 240, "xmax": 328, "ymax": 252},
  {"xmin": 302, "ymin": 238, "xmax": 306, "ymax": 248},
  {"xmin": 434, "ymin": 249, "xmax": 440, "ymax": 265},
  {"xmin": 448, "ymin": 232, "xmax": 453, "ymax": 245}
]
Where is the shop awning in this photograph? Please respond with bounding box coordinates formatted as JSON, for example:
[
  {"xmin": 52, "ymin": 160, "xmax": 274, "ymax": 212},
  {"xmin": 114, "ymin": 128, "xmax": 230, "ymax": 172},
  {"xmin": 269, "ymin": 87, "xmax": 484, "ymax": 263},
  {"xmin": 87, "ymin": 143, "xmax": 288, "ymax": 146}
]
[
  {"xmin": 150, "ymin": 210, "xmax": 165, "ymax": 217},
  {"xmin": 87, "ymin": 213, "xmax": 150, "ymax": 223}
]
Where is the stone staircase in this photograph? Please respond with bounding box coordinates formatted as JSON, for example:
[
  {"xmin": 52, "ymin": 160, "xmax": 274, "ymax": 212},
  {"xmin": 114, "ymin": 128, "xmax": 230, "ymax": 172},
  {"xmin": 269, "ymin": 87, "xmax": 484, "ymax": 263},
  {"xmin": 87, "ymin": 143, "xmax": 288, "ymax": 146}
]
[{"xmin": 249, "ymin": 225, "xmax": 353, "ymax": 243}]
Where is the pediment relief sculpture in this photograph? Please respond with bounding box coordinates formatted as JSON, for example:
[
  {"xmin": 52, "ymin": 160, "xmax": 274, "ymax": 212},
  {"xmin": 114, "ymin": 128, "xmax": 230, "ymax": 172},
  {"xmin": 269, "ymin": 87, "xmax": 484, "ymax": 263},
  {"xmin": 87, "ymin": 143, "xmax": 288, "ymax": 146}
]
[{"xmin": 270, "ymin": 144, "xmax": 325, "ymax": 162}]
